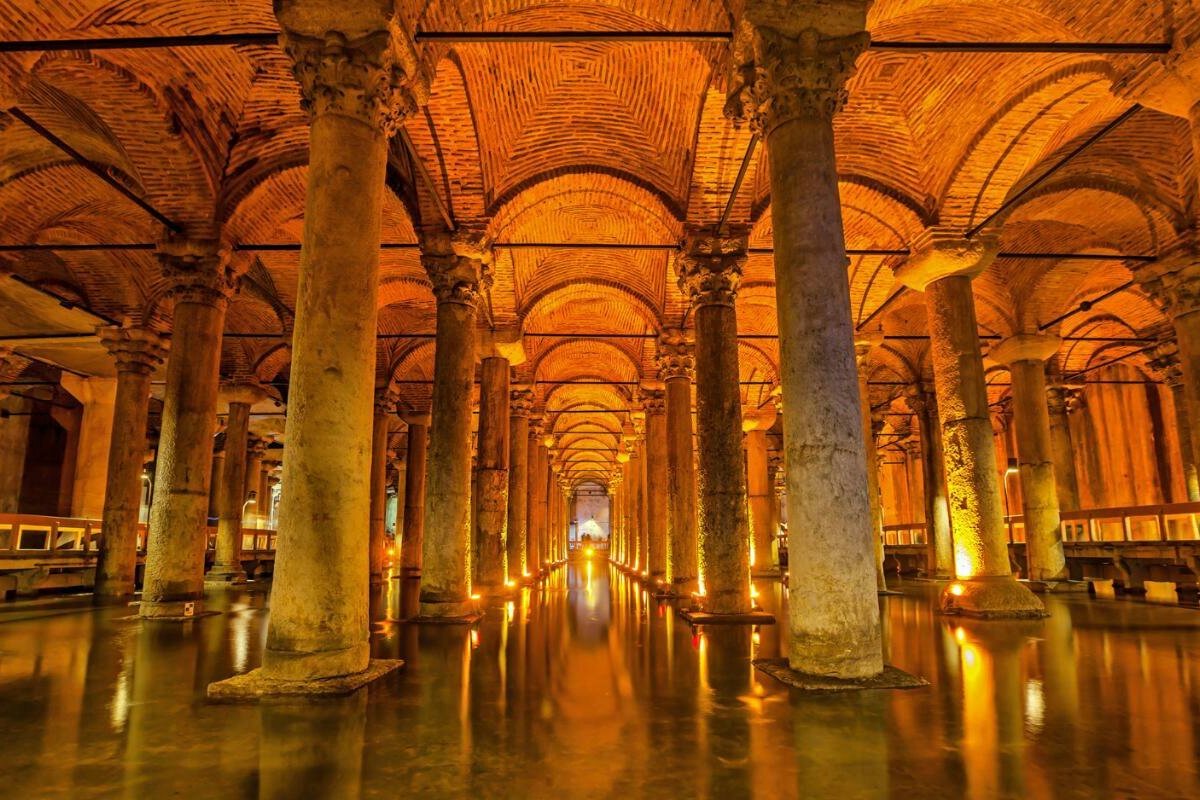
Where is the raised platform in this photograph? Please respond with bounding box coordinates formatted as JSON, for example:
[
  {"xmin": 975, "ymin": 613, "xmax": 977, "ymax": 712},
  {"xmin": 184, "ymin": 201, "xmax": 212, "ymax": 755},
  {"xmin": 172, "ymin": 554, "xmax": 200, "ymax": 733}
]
[
  {"xmin": 678, "ymin": 607, "xmax": 775, "ymax": 625},
  {"xmin": 754, "ymin": 658, "xmax": 928, "ymax": 692},
  {"xmin": 207, "ymin": 659, "xmax": 404, "ymax": 702}
]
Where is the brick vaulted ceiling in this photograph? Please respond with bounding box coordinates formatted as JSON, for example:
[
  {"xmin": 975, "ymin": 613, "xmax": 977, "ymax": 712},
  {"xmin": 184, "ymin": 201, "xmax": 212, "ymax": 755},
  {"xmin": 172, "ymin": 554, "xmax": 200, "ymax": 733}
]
[{"xmin": 0, "ymin": 1, "xmax": 1195, "ymax": 486}]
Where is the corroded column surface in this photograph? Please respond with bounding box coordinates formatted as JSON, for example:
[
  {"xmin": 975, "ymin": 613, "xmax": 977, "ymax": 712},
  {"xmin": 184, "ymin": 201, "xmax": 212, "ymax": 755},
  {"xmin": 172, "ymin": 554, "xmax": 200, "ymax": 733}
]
[
  {"xmin": 643, "ymin": 390, "xmax": 668, "ymax": 580},
  {"xmin": 677, "ymin": 229, "xmax": 750, "ymax": 615},
  {"xmin": 743, "ymin": 417, "xmax": 776, "ymax": 577},
  {"xmin": 908, "ymin": 388, "xmax": 954, "ymax": 577},
  {"xmin": 897, "ymin": 233, "xmax": 1043, "ymax": 617},
  {"xmin": 1044, "ymin": 384, "xmax": 1083, "ymax": 510},
  {"xmin": 141, "ymin": 241, "xmax": 236, "ymax": 619},
  {"xmin": 209, "ymin": 389, "xmax": 256, "ymax": 584},
  {"xmin": 94, "ymin": 327, "xmax": 167, "ymax": 601},
  {"xmin": 369, "ymin": 395, "xmax": 394, "ymax": 585},
  {"xmin": 420, "ymin": 234, "xmax": 489, "ymax": 617},
  {"xmin": 991, "ymin": 335, "xmax": 1067, "ymax": 582},
  {"xmin": 474, "ymin": 356, "xmax": 510, "ymax": 592},
  {"xmin": 400, "ymin": 415, "xmax": 429, "ymax": 574},
  {"xmin": 728, "ymin": 13, "xmax": 882, "ymax": 671},
  {"xmin": 1151, "ymin": 337, "xmax": 1200, "ymax": 501},
  {"xmin": 506, "ymin": 388, "xmax": 533, "ymax": 579},
  {"xmin": 854, "ymin": 339, "xmax": 887, "ymax": 592},
  {"xmin": 659, "ymin": 332, "xmax": 698, "ymax": 593},
  {"xmin": 526, "ymin": 424, "xmax": 545, "ymax": 576},
  {"xmin": 251, "ymin": 17, "xmax": 428, "ymax": 684}
]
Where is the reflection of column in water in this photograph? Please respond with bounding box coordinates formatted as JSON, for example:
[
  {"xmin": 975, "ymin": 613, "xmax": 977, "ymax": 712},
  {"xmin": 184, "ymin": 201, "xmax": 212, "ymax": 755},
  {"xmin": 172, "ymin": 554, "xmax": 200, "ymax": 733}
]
[
  {"xmin": 71, "ymin": 615, "xmax": 134, "ymax": 794},
  {"xmin": 702, "ymin": 627, "xmax": 754, "ymax": 799},
  {"xmin": 411, "ymin": 626, "xmax": 474, "ymax": 795},
  {"xmin": 258, "ymin": 691, "xmax": 367, "ymax": 800},
  {"xmin": 791, "ymin": 688, "xmax": 889, "ymax": 800},
  {"xmin": 468, "ymin": 614, "xmax": 504, "ymax": 796}
]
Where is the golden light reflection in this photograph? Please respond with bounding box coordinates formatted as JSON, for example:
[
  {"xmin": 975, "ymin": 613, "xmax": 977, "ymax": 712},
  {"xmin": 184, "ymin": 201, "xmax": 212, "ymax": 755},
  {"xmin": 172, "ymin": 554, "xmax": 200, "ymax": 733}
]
[
  {"xmin": 949, "ymin": 582, "xmax": 964, "ymax": 596},
  {"xmin": 954, "ymin": 543, "xmax": 976, "ymax": 578},
  {"xmin": 506, "ymin": 601, "xmax": 515, "ymax": 623}
]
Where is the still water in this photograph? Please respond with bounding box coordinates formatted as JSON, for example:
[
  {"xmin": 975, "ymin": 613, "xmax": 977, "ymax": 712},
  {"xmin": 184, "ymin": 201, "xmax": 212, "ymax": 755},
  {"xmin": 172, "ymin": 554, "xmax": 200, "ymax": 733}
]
[{"xmin": 1, "ymin": 559, "xmax": 1198, "ymax": 799}]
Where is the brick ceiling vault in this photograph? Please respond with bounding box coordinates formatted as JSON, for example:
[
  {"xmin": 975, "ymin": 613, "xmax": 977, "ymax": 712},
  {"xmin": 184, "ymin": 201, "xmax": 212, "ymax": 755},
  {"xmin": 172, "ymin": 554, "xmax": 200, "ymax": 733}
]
[{"xmin": 0, "ymin": 0, "xmax": 1195, "ymax": 485}]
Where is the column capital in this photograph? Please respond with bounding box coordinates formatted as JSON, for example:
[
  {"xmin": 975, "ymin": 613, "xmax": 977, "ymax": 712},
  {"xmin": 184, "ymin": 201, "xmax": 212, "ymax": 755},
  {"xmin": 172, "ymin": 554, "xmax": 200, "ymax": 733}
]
[
  {"xmin": 509, "ymin": 386, "xmax": 535, "ymax": 417},
  {"xmin": 247, "ymin": 437, "xmax": 269, "ymax": 459},
  {"xmin": 656, "ymin": 329, "xmax": 695, "ymax": 381},
  {"xmin": 642, "ymin": 389, "xmax": 666, "ymax": 415},
  {"xmin": 374, "ymin": 390, "xmax": 398, "ymax": 416},
  {"xmin": 1045, "ymin": 383, "xmax": 1084, "ymax": 415},
  {"xmin": 219, "ymin": 380, "xmax": 271, "ymax": 408},
  {"xmin": 1147, "ymin": 336, "xmax": 1184, "ymax": 387},
  {"xmin": 853, "ymin": 328, "xmax": 884, "ymax": 369},
  {"xmin": 422, "ymin": 229, "xmax": 494, "ymax": 307},
  {"xmin": 727, "ymin": 13, "xmax": 869, "ymax": 134},
  {"xmin": 893, "ymin": 228, "xmax": 999, "ymax": 292},
  {"xmin": 1111, "ymin": 30, "xmax": 1200, "ymax": 119},
  {"xmin": 99, "ymin": 326, "xmax": 168, "ymax": 376},
  {"xmin": 988, "ymin": 333, "xmax": 1061, "ymax": 366},
  {"xmin": 157, "ymin": 237, "xmax": 241, "ymax": 308},
  {"xmin": 401, "ymin": 410, "xmax": 431, "ymax": 427},
  {"xmin": 279, "ymin": 25, "xmax": 429, "ymax": 134},
  {"xmin": 478, "ymin": 327, "xmax": 525, "ymax": 364},
  {"xmin": 676, "ymin": 227, "xmax": 747, "ymax": 308},
  {"xmin": 1135, "ymin": 241, "xmax": 1200, "ymax": 322}
]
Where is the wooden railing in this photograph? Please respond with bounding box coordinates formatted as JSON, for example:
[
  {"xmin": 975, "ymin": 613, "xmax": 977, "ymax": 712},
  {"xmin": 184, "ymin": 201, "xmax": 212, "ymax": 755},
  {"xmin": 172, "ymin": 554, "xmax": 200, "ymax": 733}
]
[{"xmin": 1, "ymin": 513, "xmax": 276, "ymax": 558}]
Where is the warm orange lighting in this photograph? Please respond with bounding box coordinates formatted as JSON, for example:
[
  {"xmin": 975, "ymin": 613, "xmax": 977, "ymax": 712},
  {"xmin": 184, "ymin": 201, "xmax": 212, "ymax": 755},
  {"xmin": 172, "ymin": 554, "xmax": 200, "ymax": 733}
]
[
  {"xmin": 470, "ymin": 629, "xmax": 479, "ymax": 649},
  {"xmin": 948, "ymin": 583, "xmax": 964, "ymax": 596},
  {"xmin": 954, "ymin": 626, "xmax": 966, "ymax": 644},
  {"xmin": 470, "ymin": 593, "xmax": 481, "ymax": 601},
  {"xmin": 584, "ymin": 546, "xmax": 594, "ymax": 558},
  {"xmin": 749, "ymin": 583, "xmax": 759, "ymax": 600},
  {"xmin": 504, "ymin": 579, "xmax": 516, "ymax": 588}
]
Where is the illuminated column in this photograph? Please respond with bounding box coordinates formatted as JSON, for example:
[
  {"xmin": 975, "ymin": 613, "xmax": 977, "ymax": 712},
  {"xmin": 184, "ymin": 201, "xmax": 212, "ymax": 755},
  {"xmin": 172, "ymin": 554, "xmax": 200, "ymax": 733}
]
[
  {"xmin": 0, "ymin": 351, "xmax": 32, "ymax": 513},
  {"xmin": 420, "ymin": 232, "xmax": 490, "ymax": 618},
  {"xmin": 209, "ymin": 383, "xmax": 268, "ymax": 584},
  {"xmin": 506, "ymin": 387, "xmax": 533, "ymax": 579},
  {"xmin": 991, "ymin": 335, "xmax": 1068, "ymax": 582},
  {"xmin": 369, "ymin": 393, "xmax": 394, "ymax": 585},
  {"xmin": 141, "ymin": 239, "xmax": 237, "ymax": 620},
  {"xmin": 93, "ymin": 327, "xmax": 167, "ymax": 601},
  {"xmin": 677, "ymin": 228, "xmax": 750, "ymax": 614},
  {"xmin": 907, "ymin": 386, "xmax": 953, "ymax": 577},
  {"xmin": 474, "ymin": 354, "xmax": 510, "ymax": 592},
  {"xmin": 60, "ymin": 375, "xmax": 118, "ymax": 518},
  {"xmin": 727, "ymin": 4, "xmax": 882, "ymax": 669},
  {"xmin": 609, "ymin": 472, "xmax": 623, "ymax": 564},
  {"xmin": 210, "ymin": 10, "xmax": 427, "ymax": 690},
  {"xmin": 400, "ymin": 413, "xmax": 429, "ymax": 575},
  {"xmin": 628, "ymin": 428, "xmax": 646, "ymax": 575},
  {"xmin": 895, "ymin": 231, "xmax": 1044, "ymax": 617},
  {"xmin": 616, "ymin": 451, "xmax": 631, "ymax": 566},
  {"xmin": 1150, "ymin": 337, "xmax": 1200, "ymax": 501},
  {"xmin": 643, "ymin": 389, "xmax": 669, "ymax": 581},
  {"xmin": 208, "ymin": 448, "xmax": 225, "ymax": 520},
  {"xmin": 743, "ymin": 408, "xmax": 777, "ymax": 576},
  {"xmin": 853, "ymin": 334, "xmax": 887, "ymax": 591},
  {"xmin": 658, "ymin": 331, "xmax": 698, "ymax": 593},
  {"xmin": 1044, "ymin": 384, "xmax": 1083, "ymax": 510},
  {"xmin": 526, "ymin": 422, "xmax": 544, "ymax": 577}
]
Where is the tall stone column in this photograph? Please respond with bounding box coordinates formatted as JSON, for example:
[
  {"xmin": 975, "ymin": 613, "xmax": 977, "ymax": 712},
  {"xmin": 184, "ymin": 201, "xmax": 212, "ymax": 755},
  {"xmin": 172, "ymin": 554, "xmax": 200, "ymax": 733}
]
[
  {"xmin": 628, "ymin": 438, "xmax": 646, "ymax": 575},
  {"xmin": 991, "ymin": 335, "xmax": 1068, "ymax": 582},
  {"xmin": 208, "ymin": 449, "xmax": 225, "ymax": 520},
  {"xmin": 525, "ymin": 423, "xmax": 544, "ymax": 577},
  {"xmin": 209, "ymin": 383, "xmax": 267, "ymax": 584},
  {"xmin": 506, "ymin": 388, "xmax": 533, "ymax": 580},
  {"xmin": 1044, "ymin": 384, "xmax": 1083, "ymax": 510},
  {"xmin": 93, "ymin": 327, "xmax": 167, "ymax": 601},
  {"xmin": 369, "ymin": 393, "xmax": 395, "ymax": 585},
  {"xmin": 59, "ymin": 375, "xmax": 118, "ymax": 518},
  {"xmin": 743, "ymin": 409, "xmax": 777, "ymax": 577},
  {"xmin": 535, "ymin": 436, "xmax": 552, "ymax": 573},
  {"xmin": 658, "ymin": 332, "xmax": 698, "ymax": 594},
  {"xmin": 210, "ymin": 12, "xmax": 427, "ymax": 693},
  {"xmin": 853, "ymin": 335, "xmax": 887, "ymax": 591},
  {"xmin": 907, "ymin": 386, "xmax": 953, "ymax": 576},
  {"xmin": 474, "ymin": 355, "xmax": 510, "ymax": 593},
  {"xmin": 420, "ymin": 233, "xmax": 490, "ymax": 618},
  {"xmin": 1150, "ymin": 338, "xmax": 1200, "ymax": 501},
  {"xmin": 609, "ymin": 472, "xmax": 623, "ymax": 563},
  {"xmin": 894, "ymin": 231, "xmax": 1043, "ymax": 617},
  {"xmin": 141, "ymin": 239, "xmax": 238, "ymax": 620},
  {"xmin": 615, "ymin": 451, "xmax": 631, "ymax": 566},
  {"xmin": 643, "ymin": 389, "xmax": 669, "ymax": 581},
  {"xmin": 676, "ymin": 228, "xmax": 750, "ymax": 615},
  {"xmin": 400, "ymin": 413, "xmax": 429, "ymax": 575},
  {"xmin": 0, "ymin": 351, "xmax": 32, "ymax": 513},
  {"xmin": 727, "ymin": 8, "xmax": 884, "ymax": 668}
]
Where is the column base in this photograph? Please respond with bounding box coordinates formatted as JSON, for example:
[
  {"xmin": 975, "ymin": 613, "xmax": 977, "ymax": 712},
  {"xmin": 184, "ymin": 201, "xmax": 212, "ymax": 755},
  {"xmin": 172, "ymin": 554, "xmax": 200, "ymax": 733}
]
[
  {"xmin": 1024, "ymin": 578, "xmax": 1091, "ymax": 594},
  {"xmin": 678, "ymin": 607, "xmax": 776, "ymax": 625},
  {"xmin": 137, "ymin": 598, "xmax": 216, "ymax": 620},
  {"xmin": 207, "ymin": 659, "xmax": 403, "ymax": 702},
  {"xmin": 754, "ymin": 659, "xmax": 927, "ymax": 692},
  {"xmin": 752, "ymin": 567, "xmax": 782, "ymax": 579},
  {"xmin": 940, "ymin": 576, "xmax": 1048, "ymax": 619},
  {"xmin": 413, "ymin": 597, "xmax": 482, "ymax": 624},
  {"xmin": 205, "ymin": 566, "xmax": 247, "ymax": 586}
]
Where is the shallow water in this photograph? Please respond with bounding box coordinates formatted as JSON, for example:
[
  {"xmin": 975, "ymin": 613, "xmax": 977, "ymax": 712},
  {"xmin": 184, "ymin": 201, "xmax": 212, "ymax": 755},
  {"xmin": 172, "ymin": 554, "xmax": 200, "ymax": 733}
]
[{"xmin": 1, "ymin": 559, "xmax": 1198, "ymax": 799}]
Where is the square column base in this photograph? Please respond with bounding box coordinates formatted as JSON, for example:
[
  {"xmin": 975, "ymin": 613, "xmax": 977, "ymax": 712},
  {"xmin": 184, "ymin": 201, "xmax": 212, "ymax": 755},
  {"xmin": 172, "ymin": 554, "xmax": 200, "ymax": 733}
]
[
  {"xmin": 678, "ymin": 607, "xmax": 776, "ymax": 625},
  {"xmin": 207, "ymin": 659, "xmax": 404, "ymax": 702},
  {"xmin": 412, "ymin": 598, "xmax": 482, "ymax": 624},
  {"xmin": 940, "ymin": 576, "xmax": 1048, "ymax": 619},
  {"xmin": 754, "ymin": 659, "xmax": 928, "ymax": 692},
  {"xmin": 135, "ymin": 599, "xmax": 219, "ymax": 621}
]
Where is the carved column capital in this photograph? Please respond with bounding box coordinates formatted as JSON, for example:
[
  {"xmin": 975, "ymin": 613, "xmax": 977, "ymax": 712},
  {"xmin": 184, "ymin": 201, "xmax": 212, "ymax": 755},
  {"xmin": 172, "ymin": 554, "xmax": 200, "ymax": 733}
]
[
  {"xmin": 99, "ymin": 326, "xmax": 169, "ymax": 376},
  {"xmin": 280, "ymin": 28, "xmax": 429, "ymax": 134},
  {"xmin": 656, "ymin": 330, "xmax": 695, "ymax": 381},
  {"xmin": 510, "ymin": 387, "xmax": 535, "ymax": 417},
  {"xmin": 726, "ymin": 19, "xmax": 869, "ymax": 135},
  {"xmin": 676, "ymin": 227, "xmax": 748, "ymax": 308},
  {"xmin": 1147, "ymin": 337, "xmax": 1184, "ymax": 388},
  {"xmin": 374, "ymin": 390, "xmax": 398, "ymax": 416},
  {"xmin": 422, "ymin": 230, "xmax": 494, "ymax": 307},
  {"xmin": 642, "ymin": 389, "xmax": 666, "ymax": 416},
  {"xmin": 1136, "ymin": 245, "xmax": 1200, "ymax": 322},
  {"xmin": 157, "ymin": 238, "xmax": 240, "ymax": 308}
]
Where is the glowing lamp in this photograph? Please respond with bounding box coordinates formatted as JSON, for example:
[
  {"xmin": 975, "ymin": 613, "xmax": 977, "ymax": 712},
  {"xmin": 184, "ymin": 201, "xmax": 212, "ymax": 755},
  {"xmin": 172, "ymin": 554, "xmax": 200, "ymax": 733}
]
[{"xmin": 948, "ymin": 583, "xmax": 964, "ymax": 596}]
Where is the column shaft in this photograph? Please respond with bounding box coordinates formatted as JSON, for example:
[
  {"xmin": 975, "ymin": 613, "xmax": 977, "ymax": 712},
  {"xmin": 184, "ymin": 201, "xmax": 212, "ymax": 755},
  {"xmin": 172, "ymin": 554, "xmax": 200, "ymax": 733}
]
[
  {"xmin": 506, "ymin": 397, "xmax": 531, "ymax": 579},
  {"xmin": 1169, "ymin": 383, "xmax": 1200, "ymax": 501},
  {"xmin": 210, "ymin": 401, "xmax": 250, "ymax": 583},
  {"xmin": 1009, "ymin": 360, "xmax": 1067, "ymax": 581},
  {"xmin": 916, "ymin": 395, "xmax": 954, "ymax": 576},
  {"xmin": 400, "ymin": 422, "xmax": 428, "ymax": 573},
  {"xmin": 856, "ymin": 368, "xmax": 886, "ymax": 591},
  {"xmin": 369, "ymin": 407, "xmax": 389, "ymax": 584},
  {"xmin": 645, "ymin": 402, "xmax": 668, "ymax": 580},
  {"xmin": 664, "ymin": 373, "xmax": 697, "ymax": 593},
  {"xmin": 744, "ymin": 428, "xmax": 774, "ymax": 577},
  {"xmin": 474, "ymin": 356, "xmax": 510, "ymax": 591},
  {"xmin": 1045, "ymin": 387, "xmax": 1082, "ymax": 510},
  {"xmin": 526, "ymin": 431, "xmax": 543, "ymax": 575}
]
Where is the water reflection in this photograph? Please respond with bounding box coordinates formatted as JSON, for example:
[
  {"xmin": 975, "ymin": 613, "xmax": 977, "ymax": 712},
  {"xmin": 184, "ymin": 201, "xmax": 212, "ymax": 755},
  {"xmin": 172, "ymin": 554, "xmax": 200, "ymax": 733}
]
[{"xmin": 1, "ymin": 565, "xmax": 1200, "ymax": 797}]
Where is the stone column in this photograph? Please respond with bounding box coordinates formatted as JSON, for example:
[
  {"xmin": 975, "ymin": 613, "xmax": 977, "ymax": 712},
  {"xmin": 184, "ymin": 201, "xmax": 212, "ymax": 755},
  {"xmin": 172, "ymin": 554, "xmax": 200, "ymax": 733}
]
[
  {"xmin": 1150, "ymin": 338, "xmax": 1200, "ymax": 501},
  {"xmin": 609, "ymin": 472, "xmax": 623, "ymax": 563},
  {"xmin": 420, "ymin": 233, "xmax": 490, "ymax": 618},
  {"xmin": 59, "ymin": 376, "xmax": 118, "ymax": 518},
  {"xmin": 642, "ymin": 389, "xmax": 669, "ymax": 582},
  {"xmin": 907, "ymin": 387, "xmax": 953, "ymax": 577},
  {"xmin": 853, "ymin": 335, "xmax": 887, "ymax": 591},
  {"xmin": 141, "ymin": 239, "xmax": 238, "ymax": 620},
  {"xmin": 0, "ymin": 351, "xmax": 32, "ymax": 513},
  {"xmin": 615, "ymin": 452, "xmax": 630, "ymax": 566},
  {"xmin": 400, "ymin": 413, "xmax": 429, "ymax": 575},
  {"xmin": 212, "ymin": 13, "xmax": 428, "ymax": 689},
  {"xmin": 727, "ymin": 10, "xmax": 885, "ymax": 668},
  {"xmin": 93, "ymin": 327, "xmax": 167, "ymax": 601},
  {"xmin": 525, "ymin": 423, "xmax": 544, "ymax": 577},
  {"xmin": 506, "ymin": 388, "xmax": 533, "ymax": 580},
  {"xmin": 243, "ymin": 438, "xmax": 266, "ymax": 525},
  {"xmin": 209, "ymin": 383, "xmax": 267, "ymax": 584},
  {"xmin": 991, "ymin": 335, "xmax": 1068, "ymax": 582},
  {"xmin": 474, "ymin": 355, "xmax": 510, "ymax": 593},
  {"xmin": 743, "ymin": 408, "xmax": 777, "ymax": 577},
  {"xmin": 208, "ymin": 449, "xmax": 225, "ymax": 520},
  {"xmin": 1044, "ymin": 384, "xmax": 1083, "ymax": 510},
  {"xmin": 894, "ymin": 231, "xmax": 1043, "ymax": 617},
  {"xmin": 535, "ymin": 435, "xmax": 552, "ymax": 573},
  {"xmin": 658, "ymin": 331, "xmax": 698, "ymax": 594},
  {"xmin": 677, "ymin": 228, "xmax": 750, "ymax": 615},
  {"xmin": 628, "ymin": 437, "xmax": 645, "ymax": 575},
  {"xmin": 369, "ymin": 394, "xmax": 395, "ymax": 585}
]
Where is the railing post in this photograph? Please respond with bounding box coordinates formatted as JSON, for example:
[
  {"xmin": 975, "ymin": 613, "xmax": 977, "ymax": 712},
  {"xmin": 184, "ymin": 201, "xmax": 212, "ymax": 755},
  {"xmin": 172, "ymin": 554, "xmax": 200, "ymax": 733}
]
[
  {"xmin": 1121, "ymin": 513, "xmax": 1133, "ymax": 542},
  {"xmin": 1157, "ymin": 508, "xmax": 1169, "ymax": 542}
]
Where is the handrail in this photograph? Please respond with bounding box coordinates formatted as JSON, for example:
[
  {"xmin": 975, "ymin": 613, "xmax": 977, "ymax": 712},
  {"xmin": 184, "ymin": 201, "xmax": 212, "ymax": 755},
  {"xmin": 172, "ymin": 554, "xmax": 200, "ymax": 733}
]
[{"xmin": 0, "ymin": 513, "xmax": 277, "ymax": 557}]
